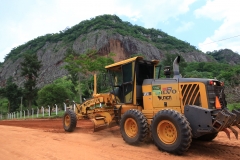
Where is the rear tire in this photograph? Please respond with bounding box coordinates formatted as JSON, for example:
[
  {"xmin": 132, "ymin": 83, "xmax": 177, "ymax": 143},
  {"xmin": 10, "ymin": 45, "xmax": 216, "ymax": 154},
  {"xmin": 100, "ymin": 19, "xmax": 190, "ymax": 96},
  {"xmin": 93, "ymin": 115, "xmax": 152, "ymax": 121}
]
[
  {"xmin": 151, "ymin": 109, "xmax": 192, "ymax": 155},
  {"xmin": 197, "ymin": 132, "xmax": 218, "ymax": 141},
  {"xmin": 63, "ymin": 109, "xmax": 77, "ymax": 132},
  {"xmin": 120, "ymin": 109, "xmax": 148, "ymax": 145}
]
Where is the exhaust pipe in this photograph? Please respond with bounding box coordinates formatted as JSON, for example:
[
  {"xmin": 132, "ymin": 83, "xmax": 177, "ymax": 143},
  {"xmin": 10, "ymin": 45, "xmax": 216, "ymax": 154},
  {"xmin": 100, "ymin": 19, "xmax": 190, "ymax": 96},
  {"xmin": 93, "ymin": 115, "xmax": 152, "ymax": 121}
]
[{"xmin": 173, "ymin": 56, "xmax": 181, "ymax": 78}]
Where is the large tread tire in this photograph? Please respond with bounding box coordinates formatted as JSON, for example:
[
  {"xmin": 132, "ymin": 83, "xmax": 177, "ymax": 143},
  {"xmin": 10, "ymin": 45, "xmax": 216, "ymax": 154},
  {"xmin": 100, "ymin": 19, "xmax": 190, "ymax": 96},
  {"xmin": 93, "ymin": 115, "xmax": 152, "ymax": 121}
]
[
  {"xmin": 197, "ymin": 132, "xmax": 218, "ymax": 141},
  {"xmin": 151, "ymin": 109, "xmax": 192, "ymax": 155},
  {"xmin": 120, "ymin": 109, "xmax": 148, "ymax": 145},
  {"xmin": 63, "ymin": 109, "xmax": 77, "ymax": 132}
]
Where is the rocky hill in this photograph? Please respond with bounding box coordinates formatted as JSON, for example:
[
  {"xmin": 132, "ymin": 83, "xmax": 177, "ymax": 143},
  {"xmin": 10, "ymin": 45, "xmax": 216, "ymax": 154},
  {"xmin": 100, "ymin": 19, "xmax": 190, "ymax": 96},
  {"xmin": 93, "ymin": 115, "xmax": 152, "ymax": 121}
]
[
  {"xmin": 0, "ymin": 15, "xmax": 216, "ymax": 88},
  {"xmin": 207, "ymin": 49, "xmax": 240, "ymax": 65}
]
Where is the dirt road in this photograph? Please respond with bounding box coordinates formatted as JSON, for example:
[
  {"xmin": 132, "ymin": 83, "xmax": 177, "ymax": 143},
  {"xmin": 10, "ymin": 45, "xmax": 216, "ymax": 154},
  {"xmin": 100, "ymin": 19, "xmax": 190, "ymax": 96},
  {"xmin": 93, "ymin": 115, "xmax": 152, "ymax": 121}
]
[{"xmin": 0, "ymin": 119, "xmax": 240, "ymax": 160}]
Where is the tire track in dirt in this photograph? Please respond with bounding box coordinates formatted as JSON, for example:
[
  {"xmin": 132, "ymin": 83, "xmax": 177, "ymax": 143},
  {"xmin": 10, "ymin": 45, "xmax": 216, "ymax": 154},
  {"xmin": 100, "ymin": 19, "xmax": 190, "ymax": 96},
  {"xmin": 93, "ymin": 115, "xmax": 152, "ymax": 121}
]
[
  {"xmin": 1, "ymin": 119, "xmax": 240, "ymax": 160},
  {"xmin": 189, "ymin": 140, "xmax": 240, "ymax": 160}
]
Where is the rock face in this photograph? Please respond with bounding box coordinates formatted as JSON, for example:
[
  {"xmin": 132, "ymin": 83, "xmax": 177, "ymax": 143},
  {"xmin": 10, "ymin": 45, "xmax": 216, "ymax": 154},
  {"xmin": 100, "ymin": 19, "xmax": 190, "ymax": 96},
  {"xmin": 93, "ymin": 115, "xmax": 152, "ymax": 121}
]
[
  {"xmin": 0, "ymin": 30, "xmax": 213, "ymax": 88},
  {"xmin": 207, "ymin": 49, "xmax": 240, "ymax": 65}
]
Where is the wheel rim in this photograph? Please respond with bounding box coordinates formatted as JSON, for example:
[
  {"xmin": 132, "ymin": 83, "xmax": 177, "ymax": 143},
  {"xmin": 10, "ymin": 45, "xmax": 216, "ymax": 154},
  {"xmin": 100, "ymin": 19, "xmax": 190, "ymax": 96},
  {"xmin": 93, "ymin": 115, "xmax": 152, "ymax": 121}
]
[
  {"xmin": 157, "ymin": 120, "xmax": 177, "ymax": 144},
  {"xmin": 64, "ymin": 114, "xmax": 70, "ymax": 127},
  {"xmin": 124, "ymin": 118, "xmax": 138, "ymax": 138}
]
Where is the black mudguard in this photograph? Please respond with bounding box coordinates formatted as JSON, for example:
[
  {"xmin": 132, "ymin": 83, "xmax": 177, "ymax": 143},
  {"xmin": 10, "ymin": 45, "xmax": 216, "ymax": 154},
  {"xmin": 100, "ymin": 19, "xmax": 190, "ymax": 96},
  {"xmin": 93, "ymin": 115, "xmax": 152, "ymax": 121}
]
[{"xmin": 184, "ymin": 105, "xmax": 217, "ymax": 138}]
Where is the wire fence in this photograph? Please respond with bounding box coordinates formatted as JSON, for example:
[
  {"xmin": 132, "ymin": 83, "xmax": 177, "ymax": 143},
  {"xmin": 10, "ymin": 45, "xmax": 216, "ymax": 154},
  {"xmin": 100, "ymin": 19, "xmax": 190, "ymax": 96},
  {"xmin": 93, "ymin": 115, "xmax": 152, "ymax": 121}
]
[{"xmin": 0, "ymin": 102, "xmax": 73, "ymax": 120}]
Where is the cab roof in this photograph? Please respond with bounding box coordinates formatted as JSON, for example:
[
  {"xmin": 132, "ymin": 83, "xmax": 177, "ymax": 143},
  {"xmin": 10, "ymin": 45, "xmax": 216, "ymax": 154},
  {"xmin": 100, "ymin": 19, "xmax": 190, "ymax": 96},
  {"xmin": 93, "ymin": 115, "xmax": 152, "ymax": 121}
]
[{"xmin": 105, "ymin": 56, "xmax": 159, "ymax": 69}]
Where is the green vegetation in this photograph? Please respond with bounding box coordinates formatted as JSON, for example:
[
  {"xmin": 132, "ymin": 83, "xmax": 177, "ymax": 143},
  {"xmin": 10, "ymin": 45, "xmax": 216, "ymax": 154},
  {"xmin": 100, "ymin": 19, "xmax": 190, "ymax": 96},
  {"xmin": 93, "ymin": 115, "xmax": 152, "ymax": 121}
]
[
  {"xmin": 63, "ymin": 49, "xmax": 114, "ymax": 103},
  {"xmin": 37, "ymin": 77, "xmax": 75, "ymax": 115},
  {"xmin": 0, "ymin": 77, "xmax": 22, "ymax": 112},
  {"xmin": 207, "ymin": 49, "xmax": 240, "ymax": 64},
  {"xmin": 182, "ymin": 61, "xmax": 240, "ymax": 86},
  {"xmin": 21, "ymin": 53, "xmax": 42, "ymax": 109},
  {"xmin": 228, "ymin": 103, "xmax": 240, "ymax": 111},
  {"xmin": 0, "ymin": 98, "xmax": 9, "ymax": 115},
  {"xmin": 0, "ymin": 49, "xmax": 114, "ymax": 117}
]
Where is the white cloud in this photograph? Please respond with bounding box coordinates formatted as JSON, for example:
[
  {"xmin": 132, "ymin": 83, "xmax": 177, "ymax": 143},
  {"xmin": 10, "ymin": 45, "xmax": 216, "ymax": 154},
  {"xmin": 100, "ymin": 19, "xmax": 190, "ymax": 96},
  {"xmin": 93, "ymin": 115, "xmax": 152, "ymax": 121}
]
[
  {"xmin": 0, "ymin": 0, "xmax": 197, "ymax": 62},
  {"xmin": 176, "ymin": 21, "xmax": 194, "ymax": 33},
  {"xmin": 195, "ymin": 0, "xmax": 240, "ymax": 53},
  {"xmin": 55, "ymin": 0, "xmax": 197, "ymax": 28},
  {"xmin": 118, "ymin": 0, "xmax": 197, "ymax": 28}
]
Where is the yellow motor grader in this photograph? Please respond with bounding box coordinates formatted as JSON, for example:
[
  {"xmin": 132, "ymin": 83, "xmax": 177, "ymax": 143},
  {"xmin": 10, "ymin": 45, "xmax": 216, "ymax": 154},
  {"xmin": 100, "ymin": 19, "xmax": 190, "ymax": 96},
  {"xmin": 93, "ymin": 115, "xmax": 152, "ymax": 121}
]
[{"xmin": 63, "ymin": 56, "xmax": 240, "ymax": 155}]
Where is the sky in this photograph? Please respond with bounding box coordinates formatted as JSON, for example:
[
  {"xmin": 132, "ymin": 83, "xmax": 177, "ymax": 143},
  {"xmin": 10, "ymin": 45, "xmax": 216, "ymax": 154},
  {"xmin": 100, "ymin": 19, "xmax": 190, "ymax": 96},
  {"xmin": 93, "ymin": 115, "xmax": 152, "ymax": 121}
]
[{"xmin": 0, "ymin": 0, "xmax": 240, "ymax": 62}]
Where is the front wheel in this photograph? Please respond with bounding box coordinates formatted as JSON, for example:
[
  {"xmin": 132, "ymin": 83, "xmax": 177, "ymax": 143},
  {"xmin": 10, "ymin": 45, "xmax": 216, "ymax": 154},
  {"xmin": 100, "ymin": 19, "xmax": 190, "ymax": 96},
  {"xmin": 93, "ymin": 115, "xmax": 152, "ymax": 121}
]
[
  {"xmin": 120, "ymin": 109, "xmax": 148, "ymax": 145},
  {"xmin": 151, "ymin": 109, "xmax": 192, "ymax": 155},
  {"xmin": 63, "ymin": 109, "xmax": 77, "ymax": 132}
]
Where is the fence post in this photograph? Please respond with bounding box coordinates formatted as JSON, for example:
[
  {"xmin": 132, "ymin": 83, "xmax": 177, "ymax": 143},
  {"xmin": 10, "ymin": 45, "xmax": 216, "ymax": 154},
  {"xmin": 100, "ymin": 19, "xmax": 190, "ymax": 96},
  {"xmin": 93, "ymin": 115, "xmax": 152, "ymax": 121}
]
[
  {"xmin": 42, "ymin": 106, "xmax": 44, "ymax": 117},
  {"xmin": 37, "ymin": 107, "xmax": 39, "ymax": 118},
  {"xmin": 32, "ymin": 108, "xmax": 34, "ymax": 119},
  {"xmin": 63, "ymin": 103, "xmax": 66, "ymax": 111},
  {"xmin": 48, "ymin": 105, "xmax": 50, "ymax": 116},
  {"xmin": 55, "ymin": 104, "xmax": 58, "ymax": 115},
  {"xmin": 73, "ymin": 101, "xmax": 76, "ymax": 112}
]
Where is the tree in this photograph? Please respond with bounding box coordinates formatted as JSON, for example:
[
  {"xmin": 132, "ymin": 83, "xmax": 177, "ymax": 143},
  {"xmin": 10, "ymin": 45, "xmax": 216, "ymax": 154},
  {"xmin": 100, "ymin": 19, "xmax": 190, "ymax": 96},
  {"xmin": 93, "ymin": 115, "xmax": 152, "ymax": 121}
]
[
  {"xmin": 37, "ymin": 78, "xmax": 74, "ymax": 114},
  {"xmin": 20, "ymin": 53, "xmax": 42, "ymax": 109},
  {"xmin": 64, "ymin": 49, "xmax": 114, "ymax": 103},
  {"xmin": 53, "ymin": 76, "xmax": 76, "ymax": 98},
  {"xmin": 0, "ymin": 77, "xmax": 22, "ymax": 112}
]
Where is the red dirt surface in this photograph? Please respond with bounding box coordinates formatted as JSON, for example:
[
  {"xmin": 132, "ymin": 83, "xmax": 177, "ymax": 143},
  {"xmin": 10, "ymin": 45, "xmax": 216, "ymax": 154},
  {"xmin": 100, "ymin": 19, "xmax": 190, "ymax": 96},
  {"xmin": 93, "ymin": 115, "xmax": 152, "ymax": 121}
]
[{"xmin": 0, "ymin": 118, "xmax": 240, "ymax": 160}]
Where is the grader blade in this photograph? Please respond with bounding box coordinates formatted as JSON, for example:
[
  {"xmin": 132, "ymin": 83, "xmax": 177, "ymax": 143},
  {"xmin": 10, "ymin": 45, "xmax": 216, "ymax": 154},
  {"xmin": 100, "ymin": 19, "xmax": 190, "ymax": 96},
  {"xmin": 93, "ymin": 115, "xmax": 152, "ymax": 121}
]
[
  {"xmin": 229, "ymin": 126, "xmax": 238, "ymax": 140},
  {"xmin": 89, "ymin": 111, "xmax": 115, "ymax": 132},
  {"xmin": 222, "ymin": 128, "xmax": 231, "ymax": 139},
  {"xmin": 90, "ymin": 118, "xmax": 108, "ymax": 132}
]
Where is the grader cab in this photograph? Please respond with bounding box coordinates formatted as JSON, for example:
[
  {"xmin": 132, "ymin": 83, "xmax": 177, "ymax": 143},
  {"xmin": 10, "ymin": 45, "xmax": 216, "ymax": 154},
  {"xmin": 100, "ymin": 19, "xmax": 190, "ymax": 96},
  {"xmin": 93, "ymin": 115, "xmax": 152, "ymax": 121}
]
[{"xmin": 63, "ymin": 56, "xmax": 240, "ymax": 155}]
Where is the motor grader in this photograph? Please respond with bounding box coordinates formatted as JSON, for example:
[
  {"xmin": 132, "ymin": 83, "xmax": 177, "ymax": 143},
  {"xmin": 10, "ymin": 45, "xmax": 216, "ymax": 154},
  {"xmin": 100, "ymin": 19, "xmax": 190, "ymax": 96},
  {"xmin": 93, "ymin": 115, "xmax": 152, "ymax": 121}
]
[{"xmin": 63, "ymin": 56, "xmax": 240, "ymax": 155}]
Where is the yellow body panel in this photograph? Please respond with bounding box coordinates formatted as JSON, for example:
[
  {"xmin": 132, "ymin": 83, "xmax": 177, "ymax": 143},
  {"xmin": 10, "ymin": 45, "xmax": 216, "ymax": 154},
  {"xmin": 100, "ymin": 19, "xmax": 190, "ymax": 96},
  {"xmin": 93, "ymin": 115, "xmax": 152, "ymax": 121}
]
[
  {"xmin": 142, "ymin": 84, "xmax": 181, "ymax": 109},
  {"xmin": 142, "ymin": 81, "xmax": 210, "ymax": 116},
  {"xmin": 152, "ymin": 83, "xmax": 180, "ymax": 109},
  {"xmin": 115, "ymin": 104, "xmax": 142, "ymax": 114}
]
